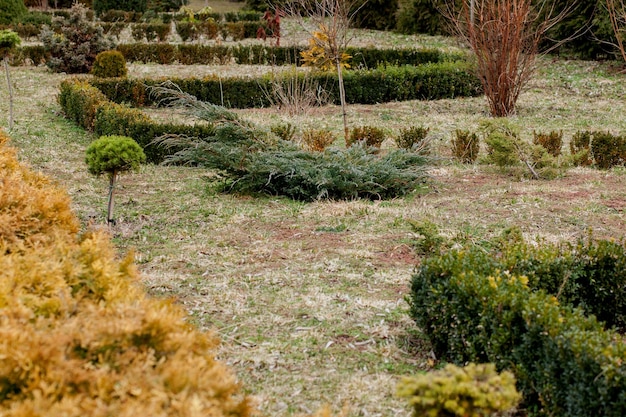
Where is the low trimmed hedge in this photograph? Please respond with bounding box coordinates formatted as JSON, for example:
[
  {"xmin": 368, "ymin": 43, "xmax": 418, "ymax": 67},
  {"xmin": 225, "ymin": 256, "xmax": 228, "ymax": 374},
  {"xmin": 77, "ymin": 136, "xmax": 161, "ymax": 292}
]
[
  {"xmin": 116, "ymin": 42, "xmax": 467, "ymax": 67},
  {"xmin": 89, "ymin": 62, "xmax": 482, "ymax": 109},
  {"xmin": 409, "ymin": 237, "xmax": 626, "ymax": 416},
  {"xmin": 59, "ymin": 78, "xmax": 215, "ymax": 163}
]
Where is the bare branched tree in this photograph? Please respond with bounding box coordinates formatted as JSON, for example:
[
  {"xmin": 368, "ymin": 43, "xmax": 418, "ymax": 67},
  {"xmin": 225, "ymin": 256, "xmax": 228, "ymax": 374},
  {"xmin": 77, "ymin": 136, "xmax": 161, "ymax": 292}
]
[
  {"xmin": 605, "ymin": 0, "xmax": 626, "ymax": 63},
  {"xmin": 282, "ymin": 0, "xmax": 363, "ymax": 140},
  {"xmin": 442, "ymin": 0, "xmax": 571, "ymax": 117}
]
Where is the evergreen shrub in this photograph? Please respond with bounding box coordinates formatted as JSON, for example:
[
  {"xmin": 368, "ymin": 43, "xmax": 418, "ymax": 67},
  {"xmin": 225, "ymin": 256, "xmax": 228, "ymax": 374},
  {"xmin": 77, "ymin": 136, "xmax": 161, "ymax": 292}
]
[
  {"xmin": 395, "ymin": 125, "xmax": 430, "ymax": 152},
  {"xmin": 131, "ymin": 22, "xmax": 171, "ymax": 42},
  {"xmin": 410, "ymin": 248, "xmax": 626, "ymax": 416},
  {"xmin": 570, "ymin": 130, "xmax": 593, "ymax": 166},
  {"xmin": 302, "ymin": 128, "xmax": 336, "ymax": 152},
  {"xmin": 85, "ymin": 135, "xmax": 145, "ymax": 176},
  {"xmin": 94, "ymin": 0, "xmax": 147, "ymax": 16},
  {"xmin": 91, "ymin": 49, "xmax": 127, "ymax": 78},
  {"xmin": 533, "ymin": 130, "xmax": 563, "ymax": 157},
  {"xmin": 590, "ymin": 131, "xmax": 626, "ymax": 169},
  {"xmin": 12, "ymin": 44, "xmax": 48, "ymax": 65},
  {"xmin": 397, "ymin": 363, "xmax": 521, "ymax": 417},
  {"xmin": 351, "ymin": 0, "xmax": 398, "ymax": 30},
  {"xmin": 0, "ymin": 0, "xmax": 27, "ymax": 26},
  {"xmin": 0, "ymin": 131, "xmax": 252, "ymax": 416},
  {"xmin": 451, "ymin": 129, "xmax": 479, "ymax": 163},
  {"xmin": 347, "ymin": 125, "xmax": 386, "ymax": 148}
]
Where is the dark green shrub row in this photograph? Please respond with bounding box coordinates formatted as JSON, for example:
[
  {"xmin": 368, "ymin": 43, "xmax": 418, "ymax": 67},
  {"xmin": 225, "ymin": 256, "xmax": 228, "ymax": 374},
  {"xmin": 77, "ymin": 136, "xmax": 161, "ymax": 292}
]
[
  {"xmin": 116, "ymin": 42, "xmax": 466, "ymax": 66},
  {"xmin": 89, "ymin": 61, "xmax": 482, "ymax": 109},
  {"xmin": 409, "ymin": 237, "xmax": 626, "ymax": 416},
  {"xmin": 411, "ymin": 235, "xmax": 626, "ymax": 331},
  {"xmin": 58, "ymin": 78, "xmax": 214, "ymax": 163},
  {"xmin": 11, "ymin": 45, "xmax": 48, "ymax": 65}
]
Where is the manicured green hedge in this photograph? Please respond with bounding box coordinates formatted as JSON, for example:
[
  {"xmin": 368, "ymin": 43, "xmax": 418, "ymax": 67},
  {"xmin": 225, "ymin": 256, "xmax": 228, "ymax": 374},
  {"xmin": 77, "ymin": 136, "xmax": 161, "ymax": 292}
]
[
  {"xmin": 116, "ymin": 42, "xmax": 467, "ymax": 67},
  {"xmin": 409, "ymin": 237, "xmax": 626, "ymax": 416},
  {"xmin": 89, "ymin": 61, "xmax": 482, "ymax": 109},
  {"xmin": 58, "ymin": 78, "xmax": 214, "ymax": 163}
]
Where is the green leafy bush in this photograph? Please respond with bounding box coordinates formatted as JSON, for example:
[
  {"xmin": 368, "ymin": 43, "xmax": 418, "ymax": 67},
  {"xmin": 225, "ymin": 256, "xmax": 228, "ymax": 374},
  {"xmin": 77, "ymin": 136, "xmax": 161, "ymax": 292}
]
[
  {"xmin": 397, "ymin": 363, "xmax": 521, "ymax": 417},
  {"xmin": 395, "ymin": 125, "xmax": 429, "ymax": 152},
  {"xmin": 533, "ymin": 130, "xmax": 563, "ymax": 157},
  {"xmin": 452, "ymin": 129, "xmax": 480, "ymax": 163},
  {"xmin": 59, "ymin": 79, "xmax": 109, "ymax": 130},
  {"xmin": 0, "ymin": 29, "xmax": 20, "ymax": 58},
  {"xmin": 409, "ymin": 236, "xmax": 626, "ymax": 416},
  {"xmin": 347, "ymin": 125, "xmax": 386, "ymax": 148},
  {"xmin": 590, "ymin": 131, "xmax": 626, "ymax": 169},
  {"xmin": 94, "ymin": 0, "xmax": 147, "ymax": 16},
  {"xmin": 270, "ymin": 122, "xmax": 296, "ymax": 142},
  {"xmin": 91, "ymin": 49, "xmax": 127, "ymax": 78},
  {"xmin": 40, "ymin": 3, "xmax": 115, "ymax": 74},
  {"xmin": 0, "ymin": 0, "xmax": 27, "ymax": 25}
]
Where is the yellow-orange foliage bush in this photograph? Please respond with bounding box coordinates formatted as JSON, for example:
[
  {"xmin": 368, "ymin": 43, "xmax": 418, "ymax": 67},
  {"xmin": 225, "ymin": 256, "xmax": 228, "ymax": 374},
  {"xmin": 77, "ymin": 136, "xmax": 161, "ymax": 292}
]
[{"xmin": 0, "ymin": 130, "xmax": 251, "ymax": 417}]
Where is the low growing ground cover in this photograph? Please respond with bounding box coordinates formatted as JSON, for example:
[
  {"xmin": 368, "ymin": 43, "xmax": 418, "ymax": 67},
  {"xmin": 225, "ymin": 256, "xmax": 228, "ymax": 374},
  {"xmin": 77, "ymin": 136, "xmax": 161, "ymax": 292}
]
[{"xmin": 1, "ymin": 29, "xmax": 626, "ymax": 417}]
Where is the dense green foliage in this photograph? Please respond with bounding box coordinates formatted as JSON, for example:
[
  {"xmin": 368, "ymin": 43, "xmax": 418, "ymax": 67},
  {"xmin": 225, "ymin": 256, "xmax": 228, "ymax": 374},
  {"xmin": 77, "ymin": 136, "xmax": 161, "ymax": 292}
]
[
  {"xmin": 93, "ymin": 0, "xmax": 147, "ymax": 16},
  {"xmin": 398, "ymin": 363, "xmax": 521, "ymax": 417},
  {"xmin": 85, "ymin": 135, "xmax": 146, "ymax": 177},
  {"xmin": 347, "ymin": 125, "xmax": 386, "ymax": 148},
  {"xmin": 116, "ymin": 42, "xmax": 464, "ymax": 67},
  {"xmin": 89, "ymin": 61, "xmax": 481, "ymax": 109},
  {"xmin": 0, "ymin": 29, "xmax": 20, "ymax": 58},
  {"xmin": 351, "ymin": 0, "xmax": 398, "ymax": 31},
  {"xmin": 0, "ymin": 0, "xmax": 27, "ymax": 26},
  {"xmin": 40, "ymin": 4, "xmax": 115, "ymax": 74},
  {"xmin": 395, "ymin": 0, "xmax": 448, "ymax": 35},
  {"xmin": 409, "ymin": 235, "xmax": 626, "ymax": 416},
  {"xmin": 395, "ymin": 126, "xmax": 430, "ymax": 151},
  {"xmin": 59, "ymin": 78, "xmax": 215, "ymax": 163},
  {"xmin": 451, "ymin": 129, "xmax": 479, "ymax": 163},
  {"xmin": 590, "ymin": 131, "xmax": 626, "ymax": 169},
  {"xmin": 152, "ymin": 88, "xmax": 430, "ymax": 201},
  {"xmin": 91, "ymin": 50, "xmax": 127, "ymax": 78}
]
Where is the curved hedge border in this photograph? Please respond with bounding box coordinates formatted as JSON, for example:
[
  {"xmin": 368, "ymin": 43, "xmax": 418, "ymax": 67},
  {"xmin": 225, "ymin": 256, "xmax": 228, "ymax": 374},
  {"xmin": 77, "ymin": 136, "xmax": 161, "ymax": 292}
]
[
  {"xmin": 59, "ymin": 78, "xmax": 215, "ymax": 163},
  {"xmin": 89, "ymin": 62, "xmax": 482, "ymax": 109},
  {"xmin": 409, "ymin": 238, "xmax": 626, "ymax": 416}
]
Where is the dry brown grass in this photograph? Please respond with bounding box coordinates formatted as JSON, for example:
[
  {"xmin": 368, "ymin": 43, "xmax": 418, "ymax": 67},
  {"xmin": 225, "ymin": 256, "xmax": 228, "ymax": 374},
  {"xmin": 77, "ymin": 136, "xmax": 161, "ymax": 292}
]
[{"xmin": 1, "ymin": 29, "xmax": 626, "ymax": 417}]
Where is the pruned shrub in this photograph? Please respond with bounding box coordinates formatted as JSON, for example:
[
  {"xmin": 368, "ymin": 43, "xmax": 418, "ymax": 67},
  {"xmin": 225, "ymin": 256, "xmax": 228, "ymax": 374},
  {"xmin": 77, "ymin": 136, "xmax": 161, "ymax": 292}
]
[
  {"xmin": 58, "ymin": 78, "xmax": 109, "ymax": 130},
  {"xmin": 347, "ymin": 125, "xmax": 386, "ymax": 148},
  {"xmin": 570, "ymin": 130, "xmax": 593, "ymax": 166},
  {"xmin": 91, "ymin": 49, "xmax": 127, "ymax": 78},
  {"xmin": 451, "ymin": 129, "xmax": 479, "ymax": 163},
  {"xmin": 0, "ymin": 131, "xmax": 252, "ymax": 416},
  {"xmin": 94, "ymin": 0, "xmax": 147, "ymax": 16},
  {"xmin": 590, "ymin": 130, "xmax": 626, "ymax": 169},
  {"xmin": 409, "ymin": 233, "xmax": 626, "ymax": 416},
  {"xmin": 397, "ymin": 363, "xmax": 521, "ymax": 417},
  {"xmin": 40, "ymin": 3, "xmax": 115, "ymax": 74},
  {"xmin": 533, "ymin": 130, "xmax": 563, "ymax": 157},
  {"xmin": 395, "ymin": 125, "xmax": 429, "ymax": 152},
  {"xmin": 270, "ymin": 122, "xmax": 296, "ymax": 142},
  {"xmin": 302, "ymin": 128, "xmax": 336, "ymax": 152}
]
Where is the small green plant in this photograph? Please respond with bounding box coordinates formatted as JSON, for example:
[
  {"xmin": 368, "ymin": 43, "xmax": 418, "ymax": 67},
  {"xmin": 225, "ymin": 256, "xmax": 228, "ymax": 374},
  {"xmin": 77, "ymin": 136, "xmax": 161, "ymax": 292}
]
[
  {"xmin": 395, "ymin": 125, "xmax": 430, "ymax": 152},
  {"xmin": 91, "ymin": 50, "xmax": 128, "ymax": 78},
  {"xmin": 271, "ymin": 122, "xmax": 296, "ymax": 142},
  {"xmin": 590, "ymin": 131, "xmax": 626, "ymax": 169},
  {"xmin": 347, "ymin": 125, "xmax": 386, "ymax": 148},
  {"xmin": 532, "ymin": 130, "xmax": 563, "ymax": 157},
  {"xmin": 85, "ymin": 135, "xmax": 146, "ymax": 225},
  {"xmin": 302, "ymin": 128, "xmax": 336, "ymax": 152},
  {"xmin": 397, "ymin": 363, "xmax": 521, "ymax": 417},
  {"xmin": 0, "ymin": 29, "xmax": 20, "ymax": 131},
  {"xmin": 451, "ymin": 129, "xmax": 480, "ymax": 163},
  {"xmin": 570, "ymin": 130, "xmax": 593, "ymax": 166},
  {"xmin": 408, "ymin": 220, "xmax": 447, "ymax": 256}
]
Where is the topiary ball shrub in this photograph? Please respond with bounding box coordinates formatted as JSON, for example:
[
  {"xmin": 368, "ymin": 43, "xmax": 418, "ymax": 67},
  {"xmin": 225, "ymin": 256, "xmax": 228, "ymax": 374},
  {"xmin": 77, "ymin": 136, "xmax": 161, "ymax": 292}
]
[
  {"xmin": 86, "ymin": 135, "xmax": 145, "ymax": 177},
  {"xmin": 0, "ymin": 29, "xmax": 21, "ymax": 58},
  {"xmin": 91, "ymin": 50, "xmax": 127, "ymax": 78},
  {"xmin": 86, "ymin": 135, "xmax": 145, "ymax": 224}
]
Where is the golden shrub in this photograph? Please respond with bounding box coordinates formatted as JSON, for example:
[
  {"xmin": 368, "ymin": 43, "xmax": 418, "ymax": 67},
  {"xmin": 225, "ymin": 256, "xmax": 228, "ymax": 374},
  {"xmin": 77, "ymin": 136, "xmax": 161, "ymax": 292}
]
[{"xmin": 0, "ymin": 132, "xmax": 252, "ymax": 417}]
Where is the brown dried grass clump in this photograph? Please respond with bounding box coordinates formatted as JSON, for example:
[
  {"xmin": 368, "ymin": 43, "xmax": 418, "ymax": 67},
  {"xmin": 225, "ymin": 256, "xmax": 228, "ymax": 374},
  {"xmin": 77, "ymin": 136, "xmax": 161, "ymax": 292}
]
[{"xmin": 0, "ymin": 131, "xmax": 252, "ymax": 417}]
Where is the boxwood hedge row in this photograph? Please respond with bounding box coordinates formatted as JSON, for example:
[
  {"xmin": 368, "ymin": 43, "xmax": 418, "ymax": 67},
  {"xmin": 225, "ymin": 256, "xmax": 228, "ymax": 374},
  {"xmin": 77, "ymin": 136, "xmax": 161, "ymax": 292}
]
[
  {"xmin": 409, "ymin": 236, "xmax": 626, "ymax": 416},
  {"xmin": 88, "ymin": 61, "xmax": 482, "ymax": 109}
]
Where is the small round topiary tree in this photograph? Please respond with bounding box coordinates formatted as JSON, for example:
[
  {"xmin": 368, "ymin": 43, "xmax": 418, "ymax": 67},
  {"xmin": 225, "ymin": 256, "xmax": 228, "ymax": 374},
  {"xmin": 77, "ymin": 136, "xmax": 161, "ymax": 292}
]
[
  {"xmin": 91, "ymin": 50, "xmax": 127, "ymax": 78},
  {"xmin": 85, "ymin": 135, "xmax": 146, "ymax": 225},
  {"xmin": 0, "ymin": 29, "xmax": 21, "ymax": 131}
]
